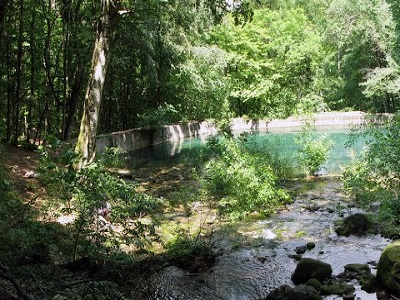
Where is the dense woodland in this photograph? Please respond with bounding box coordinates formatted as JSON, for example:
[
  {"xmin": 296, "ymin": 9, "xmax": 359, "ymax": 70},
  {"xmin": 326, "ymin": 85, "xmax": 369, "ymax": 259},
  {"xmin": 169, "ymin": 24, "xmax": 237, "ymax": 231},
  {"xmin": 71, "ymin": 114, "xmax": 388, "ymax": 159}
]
[
  {"xmin": 2, "ymin": 0, "xmax": 400, "ymax": 299},
  {"xmin": 1, "ymin": 0, "xmax": 400, "ymax": 148}
]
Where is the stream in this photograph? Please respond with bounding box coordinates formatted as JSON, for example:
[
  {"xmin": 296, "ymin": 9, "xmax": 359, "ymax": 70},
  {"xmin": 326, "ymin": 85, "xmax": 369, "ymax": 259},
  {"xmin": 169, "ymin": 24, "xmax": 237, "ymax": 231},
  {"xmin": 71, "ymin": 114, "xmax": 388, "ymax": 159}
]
[
  {"xmin": 128, "ymin": 129, "xmax": 389, "ymax": 299},
  {"xmin": 133, "ymin": 177, "xmax": 390, "ymax": 300}
]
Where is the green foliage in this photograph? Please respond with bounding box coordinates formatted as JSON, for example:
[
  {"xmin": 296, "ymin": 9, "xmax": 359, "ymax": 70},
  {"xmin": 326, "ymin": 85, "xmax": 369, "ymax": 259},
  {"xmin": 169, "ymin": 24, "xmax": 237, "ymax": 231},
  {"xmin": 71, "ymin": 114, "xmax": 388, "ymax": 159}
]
[
  {"xmin": 170, "ymin": 46, "xmax": 231, "ymax": 121},
  {"xmin": 165, "ymin": 228, "xmax": 213, "ymax": 261},
  {"xmin": 341, "ymin": 154, "xmax": 383, "ymax": 204},
  {"xmin": 244, "ymin": 133, "xmax": 299, "ymax": 179},
  {"xmin": 98, "ymin": 147, "xmax": 127, "ymax": 168},
  {"xmin": 342, "ymin": 114, "xmax": 400, "ymax": 237},
  {"xmin": 2, "ymin": 0, "xmax": 400, "ymax": 144},
  {"xmin": 209, "ymin": 7, "xmax": 324, "ymax": 118},
  {"xmin": 295, "ymin": 124, "xmax": 334, "ymax": 175},
  {"xmin": 137, "ymin": 103, "xmax": 180, "ymax": 127},
  {"xmin": 322, "ymin": 0, "xmax": 396, "ymax": 112},
  {"xmin": 37, "ymin": 144, "xmax": 162, "ymax": 260},
  {"xmin": 203, "ymin": 135, "xmax": 290, "ymax": 220}
]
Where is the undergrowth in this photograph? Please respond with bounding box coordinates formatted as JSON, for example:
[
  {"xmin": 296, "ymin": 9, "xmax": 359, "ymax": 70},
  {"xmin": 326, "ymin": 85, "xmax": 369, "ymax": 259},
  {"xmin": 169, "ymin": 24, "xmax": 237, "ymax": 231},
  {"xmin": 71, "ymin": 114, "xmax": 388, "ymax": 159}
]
[
  {"xmin": 37, "ymin": 144, "xmax": 163, "ymax": 260},
  {"xmin": 342, "ymin": 114, "xmax": 400, "ymax": 238},
  {"xmin": 202, "ymin": 134, "xmax": 291, "ymax": 220}
]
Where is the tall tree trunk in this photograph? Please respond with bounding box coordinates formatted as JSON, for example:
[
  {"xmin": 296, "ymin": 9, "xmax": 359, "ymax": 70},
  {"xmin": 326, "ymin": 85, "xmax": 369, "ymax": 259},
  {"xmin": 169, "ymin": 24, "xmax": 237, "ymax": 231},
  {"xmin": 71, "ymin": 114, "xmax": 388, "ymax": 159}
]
[
  {"xmin": 75, "ymin": 0, "xmax": 119, "ymax": 168},
  {"xmin": 26, "ymin": 4, "xmax": 37, "ymax": 144},
  {"xmin": 12, "ymin": 0, "xmax": 24, "ymax": 145}
]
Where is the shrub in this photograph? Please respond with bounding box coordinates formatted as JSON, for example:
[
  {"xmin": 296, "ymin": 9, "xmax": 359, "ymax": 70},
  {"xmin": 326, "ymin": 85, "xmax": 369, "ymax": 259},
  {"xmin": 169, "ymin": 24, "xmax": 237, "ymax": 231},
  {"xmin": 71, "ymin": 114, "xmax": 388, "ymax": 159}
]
[
  {"xmin": 245, "ymin": 133, "xmax": 298, "ymax": 179},
  {"xmin": 165, "ymin": 228, "xmax": 215, "ymax": 272},
  {"xmin": 137, "ymin": 103, "xmax": 180, "ymax": 127},
  {"xmin": 295, "ymin": 124, "xmax": 334, "ymax": 175},
  {"xmin": 203, "ymin": 135, "xmax": 291, "ymax": 220},
  {"xmin": 37, "ymin": 144, "xmax": 162, "ymax": 260},
  {"xmin": 342, "ymin": 114, "xmax": 400, "ymax": 237}
]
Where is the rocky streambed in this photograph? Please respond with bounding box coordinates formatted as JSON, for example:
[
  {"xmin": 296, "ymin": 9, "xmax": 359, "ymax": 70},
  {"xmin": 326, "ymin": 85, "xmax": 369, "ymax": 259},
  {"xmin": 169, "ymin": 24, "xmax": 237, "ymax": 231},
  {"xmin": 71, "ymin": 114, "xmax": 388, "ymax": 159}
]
[{"xmin": 133, "ymin": 177, "xmax": 391, "ymax": 300}]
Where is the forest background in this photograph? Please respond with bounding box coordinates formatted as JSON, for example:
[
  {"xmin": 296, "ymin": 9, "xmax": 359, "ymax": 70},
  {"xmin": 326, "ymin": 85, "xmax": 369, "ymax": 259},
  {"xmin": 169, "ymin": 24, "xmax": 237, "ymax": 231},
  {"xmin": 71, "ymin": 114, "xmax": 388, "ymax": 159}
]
[
  {"xmin": 1, "ymin": 0, "xmax": 400, "ymax": 148},
  {"xmin": 2, "ymin": 1, "xmax": 400, "ymax": 298}
]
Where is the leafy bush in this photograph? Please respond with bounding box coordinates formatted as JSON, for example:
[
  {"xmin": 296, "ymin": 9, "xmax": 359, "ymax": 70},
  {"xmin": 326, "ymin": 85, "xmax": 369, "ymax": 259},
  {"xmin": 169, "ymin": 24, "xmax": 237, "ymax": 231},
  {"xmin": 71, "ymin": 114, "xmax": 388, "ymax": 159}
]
[
  {"xmin": 37, "ymin": 144, "xmax": 162, "ymax": 260},
  {"xmin": 245, "ymin": 133, "xmax": 298, "ymax": 179},
  {"xmin": 165, "ymin": 226, "xmax": 216, "ymax": 272},
  {"xmin": 203, "ymin": 135, "xmax": 290, "ymax": 220},
  {"xmin": 137, "ymin": 103, "xmax": 180, "ymax": 127},
  {"xmin": 342, "ymin": 114, "xmax": 400, "ymax": 237},
  {"xmin": 295, "ymin": 124, "xmax": 334, "ymax": 175},
  {"xmin": 98, "ymin": 147, "xmax": 127, "ymax": 168}
]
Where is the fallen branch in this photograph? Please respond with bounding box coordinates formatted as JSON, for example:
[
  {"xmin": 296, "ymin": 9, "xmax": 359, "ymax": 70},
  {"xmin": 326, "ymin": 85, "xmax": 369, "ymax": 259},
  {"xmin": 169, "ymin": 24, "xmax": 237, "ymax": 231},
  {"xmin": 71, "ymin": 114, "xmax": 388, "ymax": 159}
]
[{"xmin": 0, "ymin": 262, "xmax": 33, "ymax": 300}]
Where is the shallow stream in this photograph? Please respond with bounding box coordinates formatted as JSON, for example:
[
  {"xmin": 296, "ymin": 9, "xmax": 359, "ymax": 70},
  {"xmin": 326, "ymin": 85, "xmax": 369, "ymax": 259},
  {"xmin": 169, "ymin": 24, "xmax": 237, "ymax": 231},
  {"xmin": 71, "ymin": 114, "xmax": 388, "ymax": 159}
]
[
  {"xmin": 134, "ymin": 178, "xmax": 389, "ymax": 300},
  {"xmin": 129, "ymin": 130, "xmax": 389, "ymax": 300}
]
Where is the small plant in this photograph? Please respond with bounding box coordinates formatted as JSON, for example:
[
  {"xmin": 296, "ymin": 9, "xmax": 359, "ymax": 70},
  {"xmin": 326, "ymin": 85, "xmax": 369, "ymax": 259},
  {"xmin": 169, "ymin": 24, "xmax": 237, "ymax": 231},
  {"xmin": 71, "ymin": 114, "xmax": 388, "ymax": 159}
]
[
  {"xmin": 295, "ymin": 123, "xmax": 334, "ymax": 176},
  {"xmin": 165, "ymin": 228, "xmax": 215, "ymax": 272},
  {"xmin": 98, "ymin": 147, "xmax": 127, "ymax": 168}
]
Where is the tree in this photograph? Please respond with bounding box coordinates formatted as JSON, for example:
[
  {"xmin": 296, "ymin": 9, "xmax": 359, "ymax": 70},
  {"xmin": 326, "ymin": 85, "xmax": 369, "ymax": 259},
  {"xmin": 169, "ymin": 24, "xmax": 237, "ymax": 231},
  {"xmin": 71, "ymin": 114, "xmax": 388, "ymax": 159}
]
[
  {"xmin": 321, "ymin": 0, "xmax": 396, "ymax": 112},
  {"xmin": 209, "ymin": 7, "xmax": 324, "ymax": 118},
  {"xmin": 76, "ymin": 0, "xmax": 255, "ymax": 167},
  {"xmin": 74, "ymin": 0, "xmax": 120, "ymax": 168}
]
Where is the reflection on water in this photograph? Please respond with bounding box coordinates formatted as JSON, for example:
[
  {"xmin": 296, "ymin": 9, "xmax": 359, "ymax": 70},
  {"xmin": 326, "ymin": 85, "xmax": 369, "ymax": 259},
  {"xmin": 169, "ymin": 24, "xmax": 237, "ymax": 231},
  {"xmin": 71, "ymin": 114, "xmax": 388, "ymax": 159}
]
[{"xmin": 127, "ymin": 129, "xmax": 367, "ymax": 175}]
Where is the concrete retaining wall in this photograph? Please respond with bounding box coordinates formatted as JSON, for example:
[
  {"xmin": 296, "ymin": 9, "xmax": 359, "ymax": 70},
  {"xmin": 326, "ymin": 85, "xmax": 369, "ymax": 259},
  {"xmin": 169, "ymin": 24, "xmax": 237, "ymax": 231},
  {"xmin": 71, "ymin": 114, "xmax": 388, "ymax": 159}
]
[{"xmin": 96, "ymin": 111, "xmax": 378, "ymax": 153}]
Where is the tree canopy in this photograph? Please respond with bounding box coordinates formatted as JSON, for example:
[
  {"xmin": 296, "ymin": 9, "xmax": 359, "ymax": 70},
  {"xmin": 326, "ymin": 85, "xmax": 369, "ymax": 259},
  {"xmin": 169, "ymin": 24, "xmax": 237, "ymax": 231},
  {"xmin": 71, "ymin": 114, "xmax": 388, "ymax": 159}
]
[{"xmin": 1, "ymin": 0, "xmax": 399, "ymax": 148}]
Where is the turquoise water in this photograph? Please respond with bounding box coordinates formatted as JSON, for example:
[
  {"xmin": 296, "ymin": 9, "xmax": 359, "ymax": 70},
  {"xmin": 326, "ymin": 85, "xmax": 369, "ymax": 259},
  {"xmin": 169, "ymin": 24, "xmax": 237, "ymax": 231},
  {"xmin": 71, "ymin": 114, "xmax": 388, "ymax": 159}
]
[
  {"xmin": 244, "ymin": 130, "xmax": 367, "ymax": 175},
  {"xmin": 128, "ymin": 129, "xmax": 367, "ymax": 176}
]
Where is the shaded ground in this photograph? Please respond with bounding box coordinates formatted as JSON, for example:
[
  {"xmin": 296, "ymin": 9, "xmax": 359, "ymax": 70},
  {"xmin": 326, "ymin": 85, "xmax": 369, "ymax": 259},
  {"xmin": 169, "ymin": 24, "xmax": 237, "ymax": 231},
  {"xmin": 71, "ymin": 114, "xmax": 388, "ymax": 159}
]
[
  {"xmin": 0, "ymin": 145, "xmax": 214, "ymax": 299},
  {"xmin": 3, "ymin": 144, "xmax": 43, "ymax": 200}
]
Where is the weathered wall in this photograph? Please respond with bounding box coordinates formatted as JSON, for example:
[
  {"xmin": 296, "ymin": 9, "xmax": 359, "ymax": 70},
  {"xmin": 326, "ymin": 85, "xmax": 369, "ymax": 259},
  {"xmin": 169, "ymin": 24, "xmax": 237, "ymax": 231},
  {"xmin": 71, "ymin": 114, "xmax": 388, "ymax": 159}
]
[
  {"xmin": 96, "ymin": 121, "xmax": 219, "ymax": 153},
  {"xmin": 96, "ymin": 111, "xmax": 375, "ymax": 153}
]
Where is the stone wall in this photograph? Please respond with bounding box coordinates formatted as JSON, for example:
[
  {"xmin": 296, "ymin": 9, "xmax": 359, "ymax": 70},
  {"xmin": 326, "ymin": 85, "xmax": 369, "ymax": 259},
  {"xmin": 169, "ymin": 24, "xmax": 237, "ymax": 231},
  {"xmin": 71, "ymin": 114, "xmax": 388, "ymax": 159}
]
[{"xmin": 96, "ymin": 111, "xmax": 380, "ymax": 153}]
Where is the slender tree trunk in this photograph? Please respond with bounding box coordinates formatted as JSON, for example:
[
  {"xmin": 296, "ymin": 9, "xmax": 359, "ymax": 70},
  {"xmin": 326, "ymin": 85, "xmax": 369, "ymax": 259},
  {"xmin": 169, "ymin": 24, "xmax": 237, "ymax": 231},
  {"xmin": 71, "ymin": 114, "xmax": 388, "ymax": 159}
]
[
  {"xmin": 5, "ymin": 28, "xmax": 12, "ymax": 142},
  {"xmin": 75, "ymin": 0, "xmax": 120, "ymax": 168},
  {"xmin": 12, "ymin": 0, "xmax": 24, "ymax": 145},
  {"xmin": 26, "ymin": 5, "xmax": 37, "ymax": 144}
]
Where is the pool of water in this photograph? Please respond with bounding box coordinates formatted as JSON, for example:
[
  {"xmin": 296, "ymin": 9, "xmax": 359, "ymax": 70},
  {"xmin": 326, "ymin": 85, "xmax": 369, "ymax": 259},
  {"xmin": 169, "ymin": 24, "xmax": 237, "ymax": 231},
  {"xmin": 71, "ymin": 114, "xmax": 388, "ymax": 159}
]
[{"xmin": 127, "ymin": 129, "xmax": 367, "ymax": 175}]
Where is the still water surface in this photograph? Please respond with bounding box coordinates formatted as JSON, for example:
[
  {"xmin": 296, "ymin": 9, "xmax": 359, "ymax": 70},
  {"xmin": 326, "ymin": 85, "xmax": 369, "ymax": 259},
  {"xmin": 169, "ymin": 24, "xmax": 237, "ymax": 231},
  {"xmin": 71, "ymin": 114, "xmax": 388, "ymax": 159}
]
[{"xmin": 128, "ymin": 129, "xmax": 367, "ymax": 175}]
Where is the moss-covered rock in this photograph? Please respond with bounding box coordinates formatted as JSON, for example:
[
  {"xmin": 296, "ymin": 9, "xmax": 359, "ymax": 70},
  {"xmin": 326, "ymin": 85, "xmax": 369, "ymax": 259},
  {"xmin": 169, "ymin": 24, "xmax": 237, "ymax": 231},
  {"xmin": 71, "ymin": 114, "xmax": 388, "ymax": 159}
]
[
  {"xmin": 377, "ymin": 241, "xmax": 400, "ymax": 297},
  {"xmin": 306, "ymin": 278, "xmax": 323, "ymax": 290},
  {"xmin": 360, "ymin": 274, "xmax": 377, "ymax": 293},
  {"xmin": 334, "ymin": 213, "xmax": 375, "ymax": 236},
  {"xmin": 291, "ymin": 258, "xmax": 332, "ymax": 284},
  {"xmin": 320, "ymin": 283, "xmax": 355, "ymax": 296},
  {"xmin": 266, "ymin": 284, "xmax": 322, "ymax": 300},
  {"xmin": 344, "ymin": 264, "xmax": 371, "ymax": 278}
]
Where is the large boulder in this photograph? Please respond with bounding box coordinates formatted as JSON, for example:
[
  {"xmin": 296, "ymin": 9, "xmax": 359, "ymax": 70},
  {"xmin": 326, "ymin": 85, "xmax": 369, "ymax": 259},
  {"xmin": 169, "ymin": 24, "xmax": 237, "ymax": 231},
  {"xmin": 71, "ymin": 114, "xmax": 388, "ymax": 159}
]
[
  {"xmin": 377, "ymin": 241, "xmax": 400, "ymax": 297},
  {"xmin": 334, "ymin": 213, "xmax": 375, "ymax": 236},
  {"xmin": 292, "ymin": 258, "xmax": 332, "ymax": 284},
  {"xmin": 266, "ymin": 284, "xmax": 322, "ymax": 300}
]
